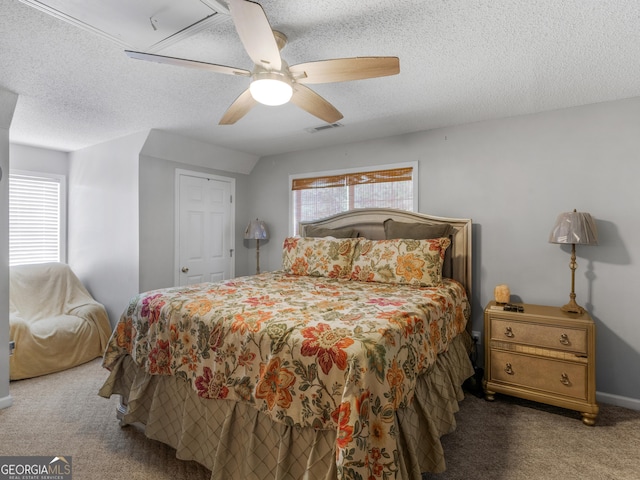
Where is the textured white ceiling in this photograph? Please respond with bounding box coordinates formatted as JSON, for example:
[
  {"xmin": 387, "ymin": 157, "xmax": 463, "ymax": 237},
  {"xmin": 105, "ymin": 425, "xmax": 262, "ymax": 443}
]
[{"xmin": 1, "ymin": 0, "xmax": 639, "ymax": 156}]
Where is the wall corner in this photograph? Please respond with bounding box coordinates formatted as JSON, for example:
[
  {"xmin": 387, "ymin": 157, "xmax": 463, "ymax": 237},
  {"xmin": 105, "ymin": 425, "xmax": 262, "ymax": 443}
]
[{"xmin": 0, "ymin": 87, "xmax": 19, "ymax": 409}]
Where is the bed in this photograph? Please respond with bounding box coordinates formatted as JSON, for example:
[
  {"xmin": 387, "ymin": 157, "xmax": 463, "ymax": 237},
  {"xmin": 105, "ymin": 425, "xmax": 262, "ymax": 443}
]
[{"xmin": 99, "ymin": 208, "xmax": 474, "ymax": 480}]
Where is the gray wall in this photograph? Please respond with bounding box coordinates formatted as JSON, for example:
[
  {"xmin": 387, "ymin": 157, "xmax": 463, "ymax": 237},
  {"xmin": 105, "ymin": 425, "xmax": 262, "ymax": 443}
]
[
  {"xmin": 67, "ymin": 130, "xmax": 257, "ymax": 327},
  {"xmin": 9, "ymin": 144, "xmax": 68, "ymax": 175},
  {"xmin": 9, "ymin": 131, "xmax": 256, "ymax": 332},
  {"xmin": 0, "ymin": 88, "xmax": 18, "ymax": 409},
  {"xmin": 247, "ymin": 97, "xmax": 640, "ymax": 407},
  {"xmin": 137, "ymin": 130, "xmax": 258, "ymax": 291},
  {"xmin": 68, "ymin": 132, "xmax": 147, "ymax": 327},
  {"xmin": 3, "ymin": 97, "xmax": 638, "ymax": 409},
  {"xmin": 138, "ymin": 155, "xmax": 251, "ymax": 292}
]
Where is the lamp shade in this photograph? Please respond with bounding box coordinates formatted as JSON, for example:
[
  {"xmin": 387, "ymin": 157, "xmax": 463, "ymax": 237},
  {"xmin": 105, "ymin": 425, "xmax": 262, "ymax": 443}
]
[
  {"xmin": 549, "ymin": 210, "xmax": 598, "ymax": 246},
  {"xmin": 244, "ymin": 218, "xmax": 269, "ymax": 240}
]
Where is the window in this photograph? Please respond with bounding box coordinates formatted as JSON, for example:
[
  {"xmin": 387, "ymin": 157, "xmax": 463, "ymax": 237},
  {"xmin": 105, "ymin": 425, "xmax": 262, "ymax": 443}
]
[
  {"xmin": 290, "ymin": 163, "xmax": 417, "ymax": 234},
  {"xmin": 9, "ymin": 171, "xmax": 66, "ymax": 266}
]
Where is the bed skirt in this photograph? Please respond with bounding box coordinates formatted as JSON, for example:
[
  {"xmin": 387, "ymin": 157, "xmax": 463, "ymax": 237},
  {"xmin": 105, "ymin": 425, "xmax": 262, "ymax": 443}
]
[{"xmin": 99, "ymin": 333, "xmax": 473, "ymax": 480}]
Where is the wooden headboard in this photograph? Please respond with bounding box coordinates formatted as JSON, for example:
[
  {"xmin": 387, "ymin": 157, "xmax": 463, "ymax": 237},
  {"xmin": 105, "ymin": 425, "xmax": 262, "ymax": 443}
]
[{"xmin": 300, "ymin": 208, "xmax": 473, "ymax": 298}]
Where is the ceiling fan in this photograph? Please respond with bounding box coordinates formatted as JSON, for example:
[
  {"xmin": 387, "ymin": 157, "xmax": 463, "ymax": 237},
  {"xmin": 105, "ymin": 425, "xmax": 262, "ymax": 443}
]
[{"xmin": 125, "ymin": 0, "xmax": 400, "ymax": 125}]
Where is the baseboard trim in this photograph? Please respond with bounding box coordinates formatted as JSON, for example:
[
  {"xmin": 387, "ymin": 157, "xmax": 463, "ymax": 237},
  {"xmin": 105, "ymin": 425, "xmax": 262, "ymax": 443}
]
[
  {"xmin": 597, "ymin": 391, "xmax": 640, "ymax": 411},
  {"xmin": 0, "ymin": 394, "xmax": 13, "ymax": 410}
]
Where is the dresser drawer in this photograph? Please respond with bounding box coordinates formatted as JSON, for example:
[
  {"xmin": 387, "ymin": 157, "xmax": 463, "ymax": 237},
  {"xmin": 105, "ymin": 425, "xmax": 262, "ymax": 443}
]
[
  {"xmin": 490, "ymin": 350, "xmax": 587, "ymax": 400},
  {"xmin": 491, "ymin": 317, "xmax": 587, "ymax": 354}
]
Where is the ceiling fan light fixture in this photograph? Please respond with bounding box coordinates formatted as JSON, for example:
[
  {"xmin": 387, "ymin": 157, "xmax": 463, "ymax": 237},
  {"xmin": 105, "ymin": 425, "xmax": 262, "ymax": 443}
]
[{"xmin": 249, "ymin": 72, "xmax": 293, "ymax": 106}]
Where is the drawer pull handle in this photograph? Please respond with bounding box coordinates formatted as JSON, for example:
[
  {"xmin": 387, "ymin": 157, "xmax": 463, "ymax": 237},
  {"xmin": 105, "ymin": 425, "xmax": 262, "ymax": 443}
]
[
  {"xmin": 560, "ymin": 373, "xmax": 571, "ymax": 386},
  {"xmin": 559, "ymin": 333, "xmax": 570, "ymax": 345},
  {"xmin": 504, "ymin": 363, "xmax": 514, "ymax": 375},
  {"xmin": 504, "ymin": 326, "xmax": 515, "ymax": 338}
]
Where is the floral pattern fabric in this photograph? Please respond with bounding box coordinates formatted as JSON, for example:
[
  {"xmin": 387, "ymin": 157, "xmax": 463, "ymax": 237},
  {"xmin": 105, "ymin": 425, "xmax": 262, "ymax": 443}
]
[
  {"xmin": 351, "ymin": 237, "xmax": 451, "ymax": 287},
  {"xmin": 103, "ymin": 272, "xmax": 469, "ymax": 480},
  {"xmin": 282, "ymin": 236, "xmax": 359, "ymax": 279}
]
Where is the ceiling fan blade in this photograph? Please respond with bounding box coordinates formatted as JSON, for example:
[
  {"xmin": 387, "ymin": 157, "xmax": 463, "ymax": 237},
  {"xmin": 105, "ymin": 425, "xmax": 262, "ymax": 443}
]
[
  {"xmin": 125, "ymin": 50, "xmax": 251, "ymax": 77},
  {"xmin": 290, "ymin": 57, "xmax": 400, "ymax": 84},
  {"xmin": 290, "ymin": 84, "xmax": 343, "ymax": 124},
  {"xmin": 228, "ymin": 0, "xmax": 282, "ymax": 71},
  {"xmin": 219, "ymin": 88, "xmax": 257, "ymax": 125}
]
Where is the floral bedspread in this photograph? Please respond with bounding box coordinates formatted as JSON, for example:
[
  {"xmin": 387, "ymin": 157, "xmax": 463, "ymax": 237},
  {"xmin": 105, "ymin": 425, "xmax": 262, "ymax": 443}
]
[{"xmin": 103, "ymin": 272, "xmax": 470, "ymax": 480}]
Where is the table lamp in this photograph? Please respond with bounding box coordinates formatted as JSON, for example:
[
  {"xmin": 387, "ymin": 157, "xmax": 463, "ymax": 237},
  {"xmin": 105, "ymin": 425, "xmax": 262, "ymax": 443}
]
[
  {"xmin": 244, "ymin": 218, "xmax": 269, "ymax": 274},
  {"xmin": 549, "ymin": 209, "xmax": 598, "ymax": 314}
]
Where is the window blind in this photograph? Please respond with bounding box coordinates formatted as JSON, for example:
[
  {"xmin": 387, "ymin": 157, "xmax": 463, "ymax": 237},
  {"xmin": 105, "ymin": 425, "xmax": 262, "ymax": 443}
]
[
  {"xmin": 291, "ymin": 167, "xmax": 413, "ymax": 190},
  {"xmin": 291, "ymin": 166, "xmax": 415, "ymax": 235},
  {"xmin": 9, "ymin": 173, "xmax": 63, "ymax": 266}
]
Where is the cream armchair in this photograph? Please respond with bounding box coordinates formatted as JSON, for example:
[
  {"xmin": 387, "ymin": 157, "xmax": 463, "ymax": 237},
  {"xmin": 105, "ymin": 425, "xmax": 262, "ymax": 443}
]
[{"xmin": 9, "ymin": 262, "xmax": 112, "ymax": 380}]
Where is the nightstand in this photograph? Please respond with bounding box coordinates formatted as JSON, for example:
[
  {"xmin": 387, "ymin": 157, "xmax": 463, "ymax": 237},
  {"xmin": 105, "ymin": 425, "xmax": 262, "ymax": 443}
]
[{"xmin": 483, "ymin": 301, "xmax": 599, "ymax": 425}]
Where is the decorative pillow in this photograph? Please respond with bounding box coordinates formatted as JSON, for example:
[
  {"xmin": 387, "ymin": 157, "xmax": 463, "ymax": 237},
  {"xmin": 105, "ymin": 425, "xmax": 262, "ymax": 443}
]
[
  {"xmin": 350, "ymin": 237, "xmax": 451, "ymax": 287},
  {"xmin": 384, "ymin": 219, "xmax": 455, "ymax": 279},
  {"xmin": 383, "ymin": 219, "xmax": 453, "ymax": 240},
  {"xmin": 304, "ymin": 225, "xmax": 358, "ymax": 238},
  {"xmin": 282, "ymin": 237, "xmax": 359, "ymax": 278}
]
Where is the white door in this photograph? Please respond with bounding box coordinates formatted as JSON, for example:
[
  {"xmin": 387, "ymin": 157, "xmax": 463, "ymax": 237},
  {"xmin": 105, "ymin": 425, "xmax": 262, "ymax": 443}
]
[{"xmin": 175, "ymin": 171, "xmax": 235, "ymax": 286}]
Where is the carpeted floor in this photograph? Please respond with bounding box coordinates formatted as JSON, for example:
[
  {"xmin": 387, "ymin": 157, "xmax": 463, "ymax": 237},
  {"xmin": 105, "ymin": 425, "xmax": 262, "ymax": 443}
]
[
  {"xmin": 1, "ymin": 358, "xmax": 639, "ymax": 480},
  {"xmin": 1, "ymin": 358, "xmax": 211, "ymax": 480},
  {"xmin": 423, "ymin": 390, "xmax": 640, "ymax": 480}
]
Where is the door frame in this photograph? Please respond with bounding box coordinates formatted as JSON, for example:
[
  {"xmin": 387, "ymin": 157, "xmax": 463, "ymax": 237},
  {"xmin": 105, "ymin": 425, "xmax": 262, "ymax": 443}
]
[{"xmin": 174, "ymin": 168, "xmax": 236, "ymax": 286}]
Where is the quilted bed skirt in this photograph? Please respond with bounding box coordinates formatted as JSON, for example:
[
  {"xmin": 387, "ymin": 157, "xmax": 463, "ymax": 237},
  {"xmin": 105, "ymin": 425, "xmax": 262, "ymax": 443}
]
[{"xmin": 99, "ymin": 334, "xmax": 473, "ymax": 480}]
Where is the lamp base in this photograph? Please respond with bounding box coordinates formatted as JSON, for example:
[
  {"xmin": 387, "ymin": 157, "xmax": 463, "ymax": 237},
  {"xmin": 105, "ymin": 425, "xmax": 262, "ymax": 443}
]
[
  {"xmin": 560, "ymin": 298, "xmax": 585, "ymax": 315},
  {"xmin": 255, "ymin": 239, "xmax": 261, "ymax": 275},
  {"xmin": 560, "ymin": 243, "xmax": 586, "ymax": 315}
]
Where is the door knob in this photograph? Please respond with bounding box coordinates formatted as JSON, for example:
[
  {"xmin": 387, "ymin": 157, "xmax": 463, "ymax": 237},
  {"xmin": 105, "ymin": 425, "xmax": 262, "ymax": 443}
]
[{"xmin": 181, "ymin": 267, "xmax": 189, "ymax": 273}]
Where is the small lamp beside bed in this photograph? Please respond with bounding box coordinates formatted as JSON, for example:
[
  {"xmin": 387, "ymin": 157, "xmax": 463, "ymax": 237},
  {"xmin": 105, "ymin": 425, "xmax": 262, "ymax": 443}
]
[
  {"xmin": 549, "ymin": 209, "xmax": 598, "ymax": 314},
  {"xmin": 244, "ymin": 218, "xmax": 269, "ymax": 274}
]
